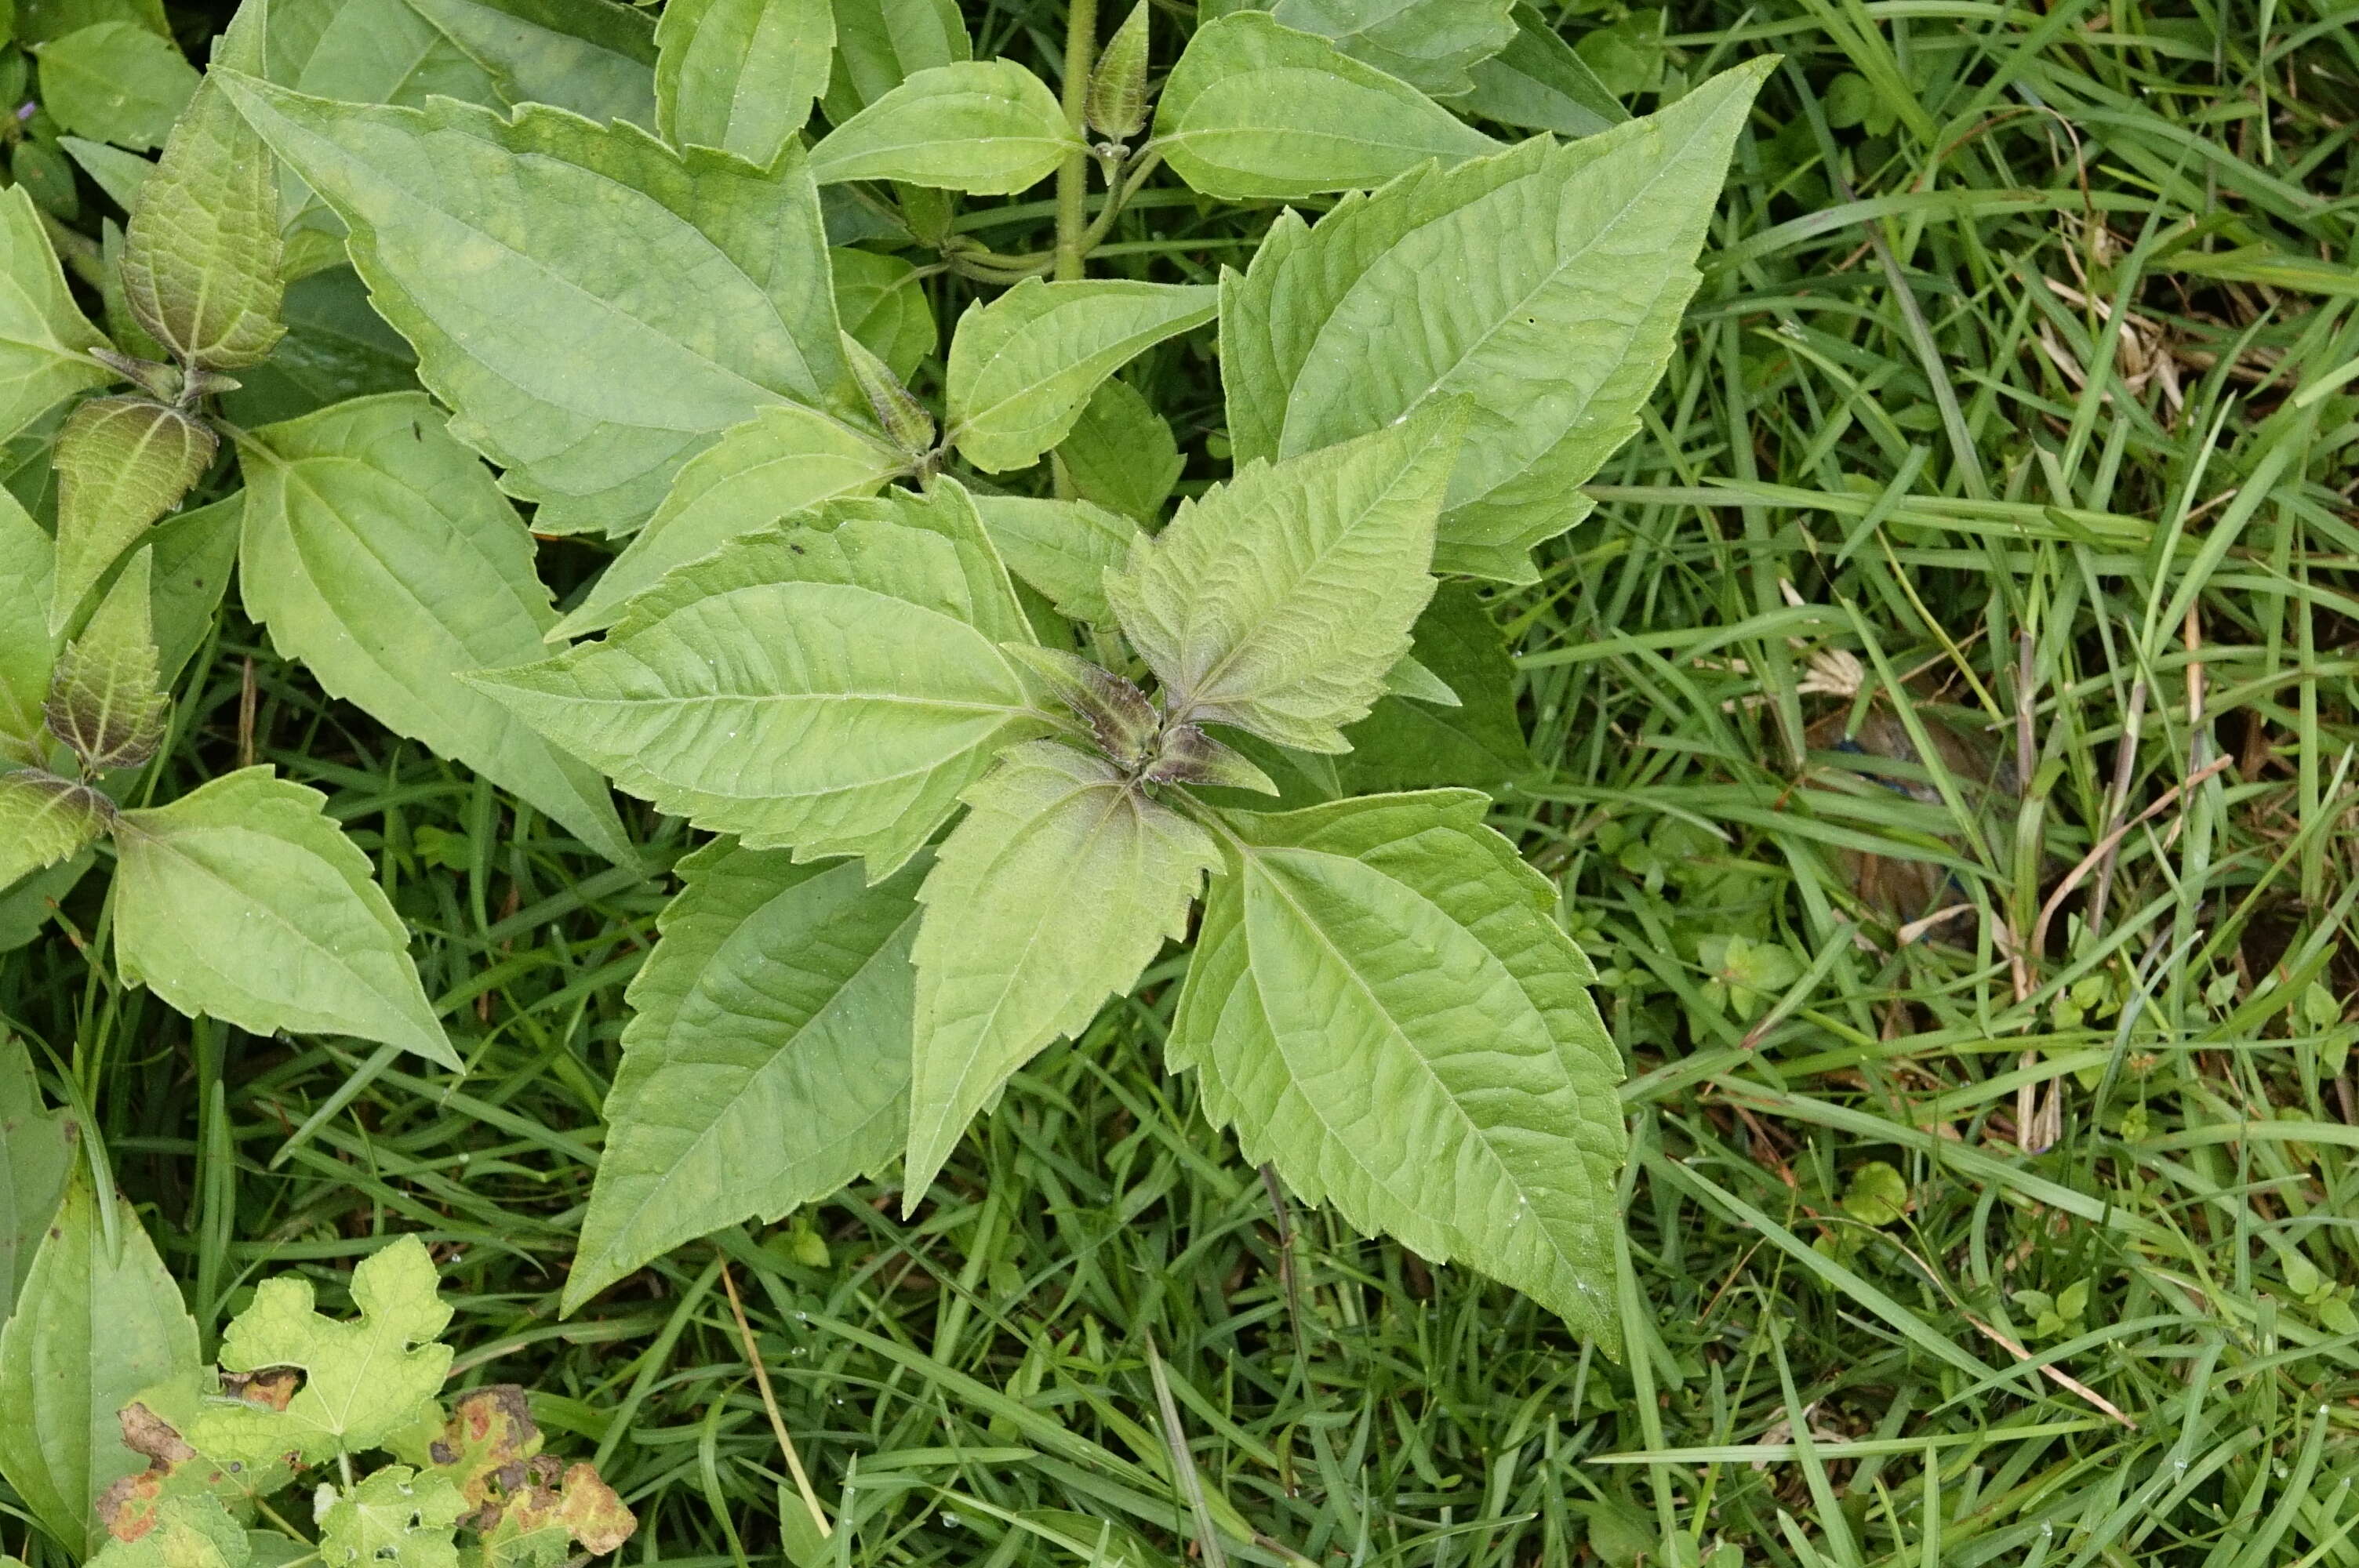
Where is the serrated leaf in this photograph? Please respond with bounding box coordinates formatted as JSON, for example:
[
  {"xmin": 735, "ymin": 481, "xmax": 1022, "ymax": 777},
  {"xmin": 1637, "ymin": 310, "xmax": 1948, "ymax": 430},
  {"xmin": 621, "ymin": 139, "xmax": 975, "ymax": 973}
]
[
  {"xmin": 1105, "ymin": 404, "xmax": 1460, "ymax": 753},
  {"xmin": 467, "ymin": 1461, "xmax": 633, "ymax": 1564},
  {"xmin": 1059, "ymin": 376, "xmax": 1181, "ymax": 525},
  {"xmin": 551, "ymin": 403, "xmax": 908, "ymax": 639},
  {"xmin": 191, "ymin": 1234, "xmax": 453, "ymax": 1467},
  {"xmin": 111, "ymin": 768, "xmax": 460, "ymax": 1069},
  {"xmin": 1335, "ymin": 583, "xmax": 1532, "ymax": 793},
  {"xmin": 1221, "ymin": 61, "xmax": 1766, "ymax": 579},
  {"xmin": 402, "ymin": 0, "xmax": 656, "ymax": 127},
  {"xmin": 0, "ymin": 1036, "xmax": 76, "ymax": 1312},
  {"xmin": 45, "ymin": 548, "xmax": 169, "ymax": 771},
  {"xmin": 947, "ymin": 279, "xmax": 1216, "ymax": 473},
  {"xmin": 0, "ymin": 492, "xmax": 59, "ymax": 762},
  {"xmin": 0, "ymin": 768, "xmax": 115, "ymax": 887},
  {"xmin": 823, "ymin": 0, "xmax": 968, "ymax": 116},
  {"xmin": 1266, "ymin": 0, "xmax": 1516, "ymax": 98},
  {"xmin": 474, "ymin": 483, "xmax": 1045, "ymax": 877},
  {"xmin": 235, "ymin": 393, "xmax": 633, "ymax": 863},
  {"xmin": 121, "ymin": 9, "xmax": 282, "ymax": 372},
  {"xmin": 809, "ymin": 60, "xmax": 1076, "ymax": 194},
  {"xmin": 1167, "ymin": 790, "xmax": 1623, "ymax": 1345},
  {"xmin": 0, "ymin": 185, "xmax": 112, "ymax": 450},
  {"xmin": 1148, "ymin": 12, "xmax": 1498, "ymax": 201},
  {"xmin": 904, "ymin": 741, "xmax": 1216, "ymax": 1201},
  {"xmin": 37, "ymin": 21, "xmax": 198, "ymax": 151},
  {"xmin": 48, "ymin": 396, "xmax": 216, "ymax": 634},
  {"xmin": 0, "ymin": 1171, "xmax": 202, "ymax": 1555},
  {"xmin": 1001, "ymin": 645, "xmax": 1158, "ymax": 765},
  {"xmin": 215, "ymin": 77, "xmax": 856, "ymax": 534},
  {"xmin": 319, "ymin": 1467, "xmax": 465, "ymax": 1568},
  {"xmin": 414, "ymin": 1386, "xmax": 539, "ymax": 1504},
  {"xmin": 843, "ymin": 333, "xmax": 932, "ymax": 456},
  {"xmin": 214, "ymin": 267, "xmax": 420, "ymax": 428},
  {"xmin": 565, "ymin": 844, "xmax": 924, "ymax": 1312},
  {"xmin": 656, "ymin": 0, "xmax": 831, "ymax": 167},
  {"xmin": 832, "ymin": 247, "xmax": 936, "ymax": 385},
  {"xmin": 1457, "ymin": 3, "xmax": 1624, "ymax": 138},
  {"xmin": 967, "ymin": 494, "xmax": 1142, "ymax": 627}
]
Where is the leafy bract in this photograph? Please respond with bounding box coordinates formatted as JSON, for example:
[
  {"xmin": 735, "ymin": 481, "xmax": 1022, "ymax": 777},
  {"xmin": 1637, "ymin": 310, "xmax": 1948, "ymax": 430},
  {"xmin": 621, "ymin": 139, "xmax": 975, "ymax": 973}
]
[
  {"xmin": 1267, "ymin": 0, "xmax": 1516, "ymax": 99},
  {"xmin": 551, "ymin": 403, "xmax": 907, "ymax": 639},
  {"xmin": 0, "ymin": 495, "xmax": 59, "ymax": 762},
  {"xmin": 45, "ymin": 549, "xmax": 169, "ymax": 772},
  {"xmin": 0, "ymin": 1036, "xmax": 76, "ymax": 1312},
  {"xmin": 565, "ymin": 844, "xmax": 924, "ymax": 1312},
  {"xmin": 1220, "ymin": 60, "xmax": 1767, "ymax": 579},
  {"xmin": 968, "ymin": 495, "xmax": 1142, "ymax": 627},
  {"xmin": 656, "ymin": 0, "xmax": 831, "ymax": 167},
  {"xmin": 402, "ymin": 0, "xmax": 657, "ymax": 128},
  {"xmin": 808, "ymin": 60, "xmax": 1076, "ymax": 194},
  {"xmin": 832, "ymin": 247, "xmax": 937, "ymax": 385},
  {"xmin": 0, "ymin": 1171, "xmax": 201, "ymax": 1555},
  {"xmin": 1167, "ymin": 791, "xmax": 1624, "ymax": 1345},
  {"xmin": 823, "ymin": 0, "xmax": 969, "ymax": 115},
  {"xmin": 0, "ymin": 187, "xmax": 111, "ymax": 449},
  {"xmin": 0, "ymin": 768, "xmax": 115, "ymax": 887},
  {"xmin": 236, "ymin": 394, "xmax": 634, "ymax": 864},
  {"xmin": 121, "ymin": 5, "xmax": 283, "ymax": 372},
  {"xmin": 904, "ymin": 742, "xmax": 1216, "ymax": 1201},
  {"xmin": 946, "ymin": 279, "xmax": 1218, "ymax": 473},
  {"xmin": 474, "ymin": 482, "xmax": 1046, "ymax": 877},
  {"xmin": 38, "ymin": 22, "xmax": 199, "ymax": 151},
  {"xmin": 1106, "ymin": 404, "xmax": 1461, "ymax": 753},
  {"xmin": 1058, "ymin": 376, "xmax": 1181, "ymax": 524},
  {"xmin": 1457, "ymin": 2, "xmax": 1625, "ymax": 138},
  {"xmin": 111, "ymin": 768, "xmax": 460, "ymax": 1069},
  {"xmin": 1149, "ymin": 12, "xmax": 1498, "ymax": 201},
  {"xmin": 214, "ymin": 75, "xmax": 855, "ymax": 533},
  {"xmin": 191, "ymin": 1234, "xmax": 453, "ymax": 1466},
  {"xmin": 48, "ymin": 395, "xmax": 216, "ymax": 634}
]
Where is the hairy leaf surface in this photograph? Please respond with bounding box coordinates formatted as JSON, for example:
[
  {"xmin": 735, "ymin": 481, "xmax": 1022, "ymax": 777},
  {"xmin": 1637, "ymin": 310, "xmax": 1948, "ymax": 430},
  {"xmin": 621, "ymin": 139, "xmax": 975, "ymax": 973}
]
[
  {"xmin": 45, "ymin": 550, "xmax": 168, "ymax": 772},
  {"xmin": 809, "ymin": 60, "xmax": 1075, "ymax": 194},
  {"xmin": 946, "ymin": 279, "xmax": 1217, "ymax": 473},
  {"xmin": 1221, "ymin": 61, "xmax": 1766, "ymax": 579},
  {"xmin": 566, "ymin": 844, "xmax": 924, "ymax": 1312},
  {"xmin": 1168, "ymin": 791, "xmax": 1623, "ymax": 1344},
  {"xmin": 215, "ymin": 76, "xmax": 855, "ymax": 532},
  {"xmin": 0, "ymin": 771, "xmax": 111, "ymax": 915},
  {"xmin": 112, "ymin": 768, "xmax": 459, "ymax": 1069},
  {"xmin": 48, "ymin": 396, "xmax": 216, "ymax": 633},
  {"xmin": 905, "ymin": 742, "xmax": 1216, "ymax": 1200},
  {"xmin": 656, "ymin": 0, "xmax": 831, "ymax": 166}
]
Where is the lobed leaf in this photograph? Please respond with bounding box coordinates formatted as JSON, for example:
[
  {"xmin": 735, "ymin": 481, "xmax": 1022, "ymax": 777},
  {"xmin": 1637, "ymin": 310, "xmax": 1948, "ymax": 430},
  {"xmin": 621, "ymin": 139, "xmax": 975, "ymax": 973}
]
[
  {"xmin": 904, "ymin": 742, "xmax": 1217, "ymax": 1203},
  {"xmin": 48, "ymin": 395, "xmax": 216, "ymax": 635},
  {"xmin": 111, "ymin": 768, "xmax": 460, "ymax": 1069},
  {"xmin": 565, "ymin": 844, "xmax": 925, "ymax": 1312},
  {"xmin": 1220, "ymin": 60, "xmax": 1768, "ymax": 579},
  {"xmin": 1105, "ymin": 403, "xmax": 1463, "ymax": 753},
  {"xmin": 318, "ymin": 1467, "xmax": 466, "ymax": 1568},
  {"xmin": 655, "ymin": 0, "xmax": 832, "ymax": 167},
  {"xmin": 808, "ymin": 60, "xmax": 1076, "ymax": 194},
  {"xmin": 1167, "ymin": 791, "xmax": 1624, "ymax": 1345}
]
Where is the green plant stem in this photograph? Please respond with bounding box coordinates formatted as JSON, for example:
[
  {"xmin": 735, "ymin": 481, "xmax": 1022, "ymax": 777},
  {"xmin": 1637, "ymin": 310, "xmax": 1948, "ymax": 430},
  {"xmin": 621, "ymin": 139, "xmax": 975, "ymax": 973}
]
[{"xmin": 1054, "ymin": 0, "xmax": 1101, "ymax": 286}]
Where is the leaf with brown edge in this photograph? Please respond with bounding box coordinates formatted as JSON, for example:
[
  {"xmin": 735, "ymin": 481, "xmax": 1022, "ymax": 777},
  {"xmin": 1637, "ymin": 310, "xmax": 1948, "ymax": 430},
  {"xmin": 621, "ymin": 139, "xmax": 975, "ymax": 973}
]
[
  {"xmin": 44, "ymin": 549, "xmax": 169, "ymax": 772},
  {"xmin": 423, "ymin": 1388, "xmax": 542, "ymax": 1510},
  {"xmin": 48, "ymin": 397, "xmax": 216, "ymax": 635},
  {"xmin": 468, "ymin": 1459, "xmax": 636, "ymax": 1566}
]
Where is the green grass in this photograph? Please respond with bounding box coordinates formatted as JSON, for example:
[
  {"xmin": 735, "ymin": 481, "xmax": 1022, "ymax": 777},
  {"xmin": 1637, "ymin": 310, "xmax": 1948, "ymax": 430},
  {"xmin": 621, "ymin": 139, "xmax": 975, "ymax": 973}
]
[{"xmin": 13, "ymin": 2, "xmax": 2359, "ymax": 1565}]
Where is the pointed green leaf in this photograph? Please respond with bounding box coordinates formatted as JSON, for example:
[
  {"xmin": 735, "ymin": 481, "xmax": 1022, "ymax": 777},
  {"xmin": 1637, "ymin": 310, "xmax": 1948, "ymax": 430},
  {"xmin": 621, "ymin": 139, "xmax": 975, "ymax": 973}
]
[
  {"xmin": 1336, "ymin": 583, "xmax": 1532, "ymax": 793},
  {"xmin": 0, "ymin": 768, "xmax": 114, "ymax": 887},
  {"xmin": 112, "ymin": 767, "xmax": 460, "ymax": 1069},
  {"xmin": 552, "ymin": 402, "xmax": 907, "ymax": 640},
  {"xmin": 60, "ymin": 137, "xmax": 156, "ymax": 211},
  {"xmin": 474, "ymin": 484, "xmax": 1046, "ymax": 877},
  {"xmin": 823, "ymin": 0, "xmax": 968, "ymax": 116},
  {"xmin": 833, "ymin": 246, "xmax": 937, "ymax": 385},
  {"xmin": 1168, "ymin": 791, "xmax": 1623, "ymax": 1345},
  {"xmin": 904, "ymin": 741, "xmax": 1216, "ymax": 1200},
  {"xmin": 1267, "ymin": 0, "xmax": 1515, "ymax": 98},
  {"xmin": 0, "ymin": 185, "xmax": 112, "ymax": 449},
  {"xmin": 17, "ymin": 0, "xmax": 169, "ymax": 47},
  {"xmin": 0, "ymin": 1171, "xmax": 201, "ymax": 1555},
  {"xmin": 36, "ymin": 21, "xmax": 198, "ymax": 151},
  {"xmin": 0, "ymin": 1036, "xmax": 77, "ymax": 1313},
  {"xmin": 947, "ymin": 279, "xmax": 1217, "ymax": 473},
  {"xmin": 402, "ymin": 0, "xmax": 656, "ymax": 127},
  {"xmin": 191, "ymin": 1235, "xmax": 453, "ymax": 1466},
  {"xmin": 809, "ymin": 60, "xmax": 1077, "ymax": 194},
  {"xmin": 318, "ymin": 1466, "xmax": 465, "ymax": 1568},
  {"xmin": 147, "ymin": 493, "xmax": 240, "ymax": 688},
  {"xmin": 967, "ymin": 494, "xmax": 1142, "ymax": 627},
  {"xmin": 48, "ymin": 396, "xmax": 216, "ymax": 634},
  {"xmin": 1148, "ymin": 13, "xmax": 1498, "ymax": 201},
  {"xmin": 214, "ymin": 74, "xmax": 856, "ymax": 532},
  {"xmin": 1059, "ymin": 375, "xmax": 1181, "ymax": 525},
  {"xmin": 120, "ymin": 8, "xmax": 283, "ymax": 372},
  {"xmin": 844, "ymin": 333, "xmax": 934, "ymax": 457},
  {"xmin": 1001, "ymin": 644, "xmax": 1158, "ymax": 766},
  {"xmin": 0, "ymin": 492, "xmax": 59, "ymax": 763},
  {"xmin": 1085, "ymin": 0, "xmax": 1150, "ymax": 140},
  {"xmin": 213, "ymin": 267, "xmax": 421, "ymax": 428},
  {"xmin": 565, "ymin": 844, "xmax": 925, "ymax": 1312},
  {"xmin": 1105, "ymin": 404, "xmax": 1461, "ymax": 753},
  {"xmin": 656, "ymin": 0, "xmax": 831, "ymax": 167},
  {"xmin": 1222, "ymin": 60, "xmax": 1766, "ymax": 579},
  {"xmin": 45, "ymin": 549, "xmax": 168, "ymax": 771},
  {"xmin": 274, "ymin": 0, "xmax": 500, "ymax": 108},
  {"xmin": 234, "ymin": 394, "xmax": 632, "ymax": 862},
  {"xmin": 1457, "ymin": 3, "xmax": 1625, "ymax": 138}
]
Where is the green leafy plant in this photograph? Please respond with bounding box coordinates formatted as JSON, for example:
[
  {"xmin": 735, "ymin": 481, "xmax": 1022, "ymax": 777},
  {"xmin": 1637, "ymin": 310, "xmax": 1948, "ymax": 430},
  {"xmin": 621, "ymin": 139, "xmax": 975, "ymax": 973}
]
[{"xmin": 0, "ymin": 0, "xmax": 1767, "ymax": 1348}]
